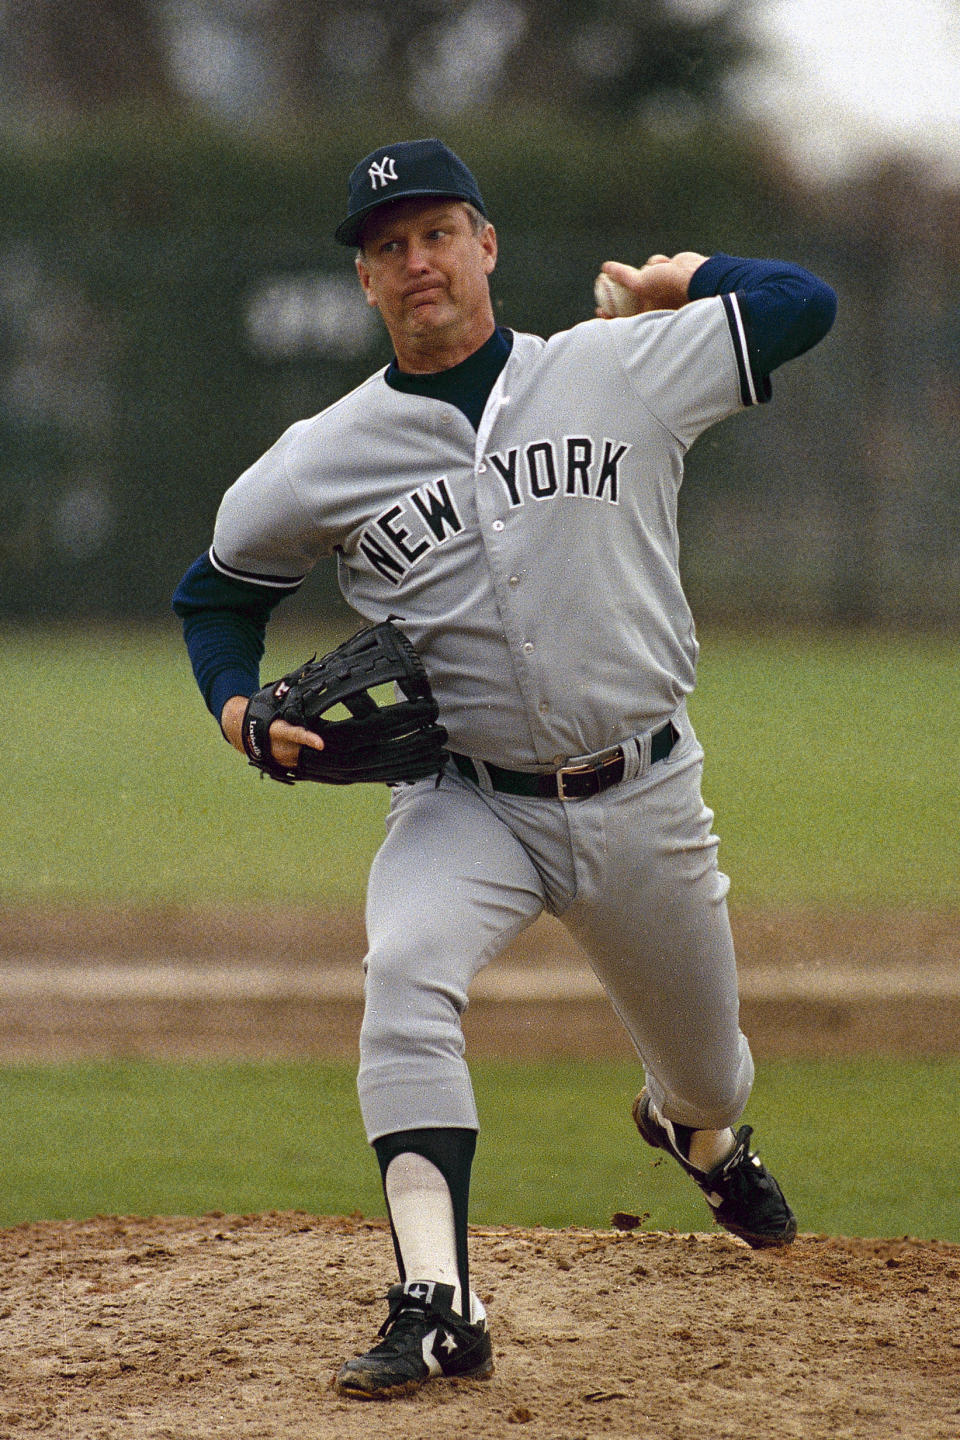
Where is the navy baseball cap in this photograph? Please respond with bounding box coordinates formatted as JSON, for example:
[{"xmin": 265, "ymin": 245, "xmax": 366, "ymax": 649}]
[{"xmin": 334, "ymin": 138, "xmax": 486, "ymax": 247}]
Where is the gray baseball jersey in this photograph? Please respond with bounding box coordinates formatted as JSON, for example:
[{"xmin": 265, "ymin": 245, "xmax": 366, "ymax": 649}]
[
  {"xmin": 211, "ymin": 298, "xmax": 756, "ymax": 771},
  {"xmin": 204, "ymin": 294, "xmax": 770, "ymax": 1147}
]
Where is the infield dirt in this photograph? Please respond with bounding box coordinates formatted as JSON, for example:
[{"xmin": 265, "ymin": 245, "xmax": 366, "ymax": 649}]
[
  {"xmin": 1, "ymin": 903, "xmax": 958, "ymax": 1439},
  {"xmin": 1, "ymin": 903, "xmax": 959, "ymax": 1060}
]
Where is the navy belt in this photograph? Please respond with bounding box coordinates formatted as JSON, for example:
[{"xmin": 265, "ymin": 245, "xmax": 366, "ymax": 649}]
[{"xmin": 451, "ymin": 721, "xmax": 678, "ymax": 801}]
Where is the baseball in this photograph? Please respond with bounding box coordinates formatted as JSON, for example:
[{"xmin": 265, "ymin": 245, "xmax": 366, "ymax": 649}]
[{"xmin": 594, "ymin": 271, "xmax": 639, "ymax": 318}]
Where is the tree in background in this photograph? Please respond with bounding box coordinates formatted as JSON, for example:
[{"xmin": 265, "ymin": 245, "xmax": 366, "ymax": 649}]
[
  {"xmin": 1, "ymin": 0, "xmax": 175, "ymax": 115},
  {"xmin": 1, "ymin": 1, "xmax": 956, "ymax": 626},
  {"xmin": 260, "ymin": 0, "xmax": 756, "ymax": 120},
  {"xmin": 0, "ymin": 0, "xmax": 758, "ymax": 125}
]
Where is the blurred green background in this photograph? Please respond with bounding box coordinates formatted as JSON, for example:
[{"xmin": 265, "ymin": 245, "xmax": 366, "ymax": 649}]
[
  {"xmin": 0, "ymin": 2, "xmax": 957, "ymax": 631},
  {"xmin": 1, "ymin": 3, "xmax": 957, "ymax": 1241},
  {"xmin": 1, "ymin": 626, "xmax": 957, "ymax": 1241},
  {"xmin": 3, "ymin": 624, "xmax": 959, "ymax": 909},
  {"xmin": 2, "ymin": 1057, "xmax": 957, "ymax": 1240}
]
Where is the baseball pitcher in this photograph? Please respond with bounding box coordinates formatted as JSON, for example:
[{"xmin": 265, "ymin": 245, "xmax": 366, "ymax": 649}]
[{"xmin": 173, "ymin": 138, "xmax": 837, "ymax": 1398}]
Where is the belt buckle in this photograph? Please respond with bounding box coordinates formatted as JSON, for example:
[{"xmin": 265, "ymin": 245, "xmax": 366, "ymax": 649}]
[{"xmin": 555, "ymin": 746, "xmax": 622, "ymax": 801}]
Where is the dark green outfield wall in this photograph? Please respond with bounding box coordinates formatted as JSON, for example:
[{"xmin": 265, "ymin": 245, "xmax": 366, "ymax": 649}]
[{"xmin": 1, "ymin": 120, "xmax": 954, "ymax": 625}]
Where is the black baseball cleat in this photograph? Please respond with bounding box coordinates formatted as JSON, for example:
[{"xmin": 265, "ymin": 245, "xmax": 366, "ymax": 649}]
[
  {"xmin": 335, "ymin": 1280, "xmax": 494, "ymax": 1399},
  {"xmin": 632, "ymin": 1088, "xmax": 797, "ymax": 1248}
]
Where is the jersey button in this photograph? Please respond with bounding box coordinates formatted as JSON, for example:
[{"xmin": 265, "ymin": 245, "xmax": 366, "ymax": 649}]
[
  {"xmin": 523, "ymin": 642, "xmax": 534, "ymax": 654},
  {"xmin": 492, "ymin": 519, "xmax": 505, "ymax": 532},
  {"xmin": 508, "ymin": 575, "xmax": 520, "ymax": 586}
]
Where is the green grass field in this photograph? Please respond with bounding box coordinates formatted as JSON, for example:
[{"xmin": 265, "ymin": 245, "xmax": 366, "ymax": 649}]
[
  {"xmin": 1, "ymin": 624, "xmax": 958, "ymax": 1237},
  {"xmin": 3, "ymin": 623, "xmax": 960, "ymax": 908},
  {"xmin": 0, "ymin": 1057, "xmax": 956, "ymax": 1241}
]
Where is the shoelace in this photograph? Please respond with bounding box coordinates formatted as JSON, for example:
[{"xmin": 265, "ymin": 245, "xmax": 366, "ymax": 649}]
[{"xmin": 378, "ymin": 1297, "xmax": 435, "ymax": 1341}]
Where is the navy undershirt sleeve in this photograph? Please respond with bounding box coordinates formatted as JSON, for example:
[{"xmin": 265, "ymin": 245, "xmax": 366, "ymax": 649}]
[
  {"xmin": 172, "ymin": 551, "xmax": 295, "ymax": 722},
  {"xmin": 689, "ymin": 253, "xmax": 837, "ymax": 387}
]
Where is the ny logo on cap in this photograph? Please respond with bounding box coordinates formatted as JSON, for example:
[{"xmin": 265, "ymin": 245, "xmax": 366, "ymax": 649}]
[{"xmin": 368, "ymin": 156, "xmax": 398, "ymax": 190}]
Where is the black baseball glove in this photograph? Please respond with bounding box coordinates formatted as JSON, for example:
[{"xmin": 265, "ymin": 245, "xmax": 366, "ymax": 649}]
[{"xmin": 241, "ymin": 621, "xmax": 448, "ymax": 786}]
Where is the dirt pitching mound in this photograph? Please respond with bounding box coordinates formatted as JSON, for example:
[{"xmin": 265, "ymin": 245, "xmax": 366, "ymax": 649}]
[{"xmin": 2, "ymin": 1211, "xmax": 958, "ymax": 1440}]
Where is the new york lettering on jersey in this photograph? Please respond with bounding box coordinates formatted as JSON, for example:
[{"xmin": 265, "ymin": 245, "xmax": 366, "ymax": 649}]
[
  {"xmin": 486, "ymin": 436, "xmax": 630, "ymax": 507},
  {"xmin": 357, "ymin": 436, "xmax": 630, "ymax": 585},
  {"xmin": 358, "ymin": 476, "xmax": 465, "ymax": 582}
]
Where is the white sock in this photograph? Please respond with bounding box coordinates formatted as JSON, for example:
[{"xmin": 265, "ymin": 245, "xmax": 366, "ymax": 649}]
[
  {"xmin": 687, "ymin": 1127, "xmax": 737, "ymax": 1173},
  {"xmin": 384, "ymin": 1152, "xmax": 463, "ymax": 1313}
]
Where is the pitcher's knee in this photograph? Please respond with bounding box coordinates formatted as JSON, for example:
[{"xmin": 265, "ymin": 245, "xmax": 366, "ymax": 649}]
[
  {"xmin": 654, "ymin": 1039, "xmax": 754, "ymax": 1131},
  {"xmin": 357, "ymin": 953, "xmax": 477, "ymax": 1139},
  {"xmin": 361, "ymin": 944, "xmax": 467, "ymax": 1064}
]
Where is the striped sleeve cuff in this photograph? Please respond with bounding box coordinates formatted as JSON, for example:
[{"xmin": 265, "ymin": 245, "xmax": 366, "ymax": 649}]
[
  {"xmin": 209, "ymin": 545, "xmax": 305, "ymax": 591},
  {"xmin": 720, "ymin": 292, "xmax": 771, "ymax": 407}
]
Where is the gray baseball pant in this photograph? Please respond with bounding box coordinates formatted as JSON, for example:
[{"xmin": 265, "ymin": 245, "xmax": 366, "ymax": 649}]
[{"xmin": 357, "ymin": 704, "xmax": 754, "ymax": 1142}]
